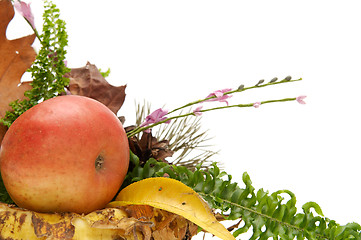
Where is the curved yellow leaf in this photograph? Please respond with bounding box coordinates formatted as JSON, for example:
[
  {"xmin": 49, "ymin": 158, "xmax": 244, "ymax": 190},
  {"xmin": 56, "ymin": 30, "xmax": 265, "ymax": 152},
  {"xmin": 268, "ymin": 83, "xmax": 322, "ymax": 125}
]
[{"xmin": 107, "ymin": 177, "xmax": 235, "ymax": 240}]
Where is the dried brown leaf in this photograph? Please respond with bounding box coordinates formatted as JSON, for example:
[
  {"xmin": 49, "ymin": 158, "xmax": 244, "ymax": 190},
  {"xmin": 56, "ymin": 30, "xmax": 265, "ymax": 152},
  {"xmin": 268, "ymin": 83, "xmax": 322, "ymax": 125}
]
[
  {"xmin": 127, "ymin": 131, "xmax": 174, "ymax": 166},
  {"xmin": 119, "ymin": 205, "xmax": 198, "ymax": 240},
  {"xmin": 152, "ymin": 227, "xmax": 178, "ymax": 240},
  {"xmin": 124, "ymin": 205, "xmax": 154, "ymax": 221},
  {"xmin": 65, "ymin": 62, "xmax": 126, "ymax": 114},
  {"xmin": 0, "ymin": 0, "xmax": 36, "ymax": 142}
]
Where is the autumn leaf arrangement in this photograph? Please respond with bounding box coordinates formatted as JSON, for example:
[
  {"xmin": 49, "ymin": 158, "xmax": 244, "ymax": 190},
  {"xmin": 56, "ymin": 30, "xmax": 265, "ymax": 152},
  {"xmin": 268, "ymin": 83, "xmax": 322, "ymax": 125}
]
[{"xmin": 0, "ymin": 0, "xmax": 361, "ymax": 239}]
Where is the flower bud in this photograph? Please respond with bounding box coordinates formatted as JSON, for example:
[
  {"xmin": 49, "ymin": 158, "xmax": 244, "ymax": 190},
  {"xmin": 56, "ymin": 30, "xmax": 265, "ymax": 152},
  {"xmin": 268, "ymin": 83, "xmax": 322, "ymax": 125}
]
[
  {"xmin": 284, "ymin": 76, "xmax": 292, "ymax": 81},
  {"xmin": 270, "ymin": 77, "xmax": 278, "ymax": 83},
  {"xmin": 256, "ymin": 79, "xmax": 264, "ymax": 86}
]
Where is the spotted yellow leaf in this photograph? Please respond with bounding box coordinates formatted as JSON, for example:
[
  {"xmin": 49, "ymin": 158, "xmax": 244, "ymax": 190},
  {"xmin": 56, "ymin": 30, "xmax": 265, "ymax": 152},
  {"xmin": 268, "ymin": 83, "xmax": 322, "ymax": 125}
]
[{"xmin": 107, "ymin": 177, "xmax": 235, "ymax": 240}]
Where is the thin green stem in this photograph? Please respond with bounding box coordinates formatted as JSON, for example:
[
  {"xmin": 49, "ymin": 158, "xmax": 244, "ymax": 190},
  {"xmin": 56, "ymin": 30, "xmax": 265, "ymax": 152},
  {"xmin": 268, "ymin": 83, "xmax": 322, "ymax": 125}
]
[
  {"xmin": 168, "ymin": 99, "xmax": 205, "ymax": 115},
  {"xmin": 127, "ymin": 112, "xmax": 191, "ymax": 138},
  {"xmin": 23, "ymin": 18, "xmax": 42, "ymax": 43},
  {"xmin": 29, "ymin": 23, "xmax": 42, "ymax": 43},
  {"xmin": 199, "ymin": 97, "xmax": 297, "ymax": 113}
]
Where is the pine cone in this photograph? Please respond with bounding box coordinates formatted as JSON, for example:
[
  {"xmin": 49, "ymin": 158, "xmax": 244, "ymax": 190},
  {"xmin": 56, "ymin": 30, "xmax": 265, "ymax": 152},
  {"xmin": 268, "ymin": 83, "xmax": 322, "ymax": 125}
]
[{"xmin": 125, "ymin": 126, "xmax": 174, "ymax": 166}]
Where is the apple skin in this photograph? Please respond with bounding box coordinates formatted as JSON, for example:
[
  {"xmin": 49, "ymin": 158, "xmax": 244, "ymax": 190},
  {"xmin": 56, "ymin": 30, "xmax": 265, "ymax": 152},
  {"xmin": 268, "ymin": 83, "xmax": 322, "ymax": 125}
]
[{"xmin": 0, "ymin": 95, "xmax": 129, "ymax": 214}]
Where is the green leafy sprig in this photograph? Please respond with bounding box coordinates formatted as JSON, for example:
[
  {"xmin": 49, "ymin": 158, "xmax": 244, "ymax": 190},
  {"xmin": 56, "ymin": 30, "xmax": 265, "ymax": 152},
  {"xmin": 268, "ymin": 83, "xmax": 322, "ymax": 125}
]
[
  {"xmin": 0, "ymin": 0, "xmax": 70, "ymax": 127},
  {"xmin": 124, "ymin": 151, "xmax": 361, "ymax": 239}
]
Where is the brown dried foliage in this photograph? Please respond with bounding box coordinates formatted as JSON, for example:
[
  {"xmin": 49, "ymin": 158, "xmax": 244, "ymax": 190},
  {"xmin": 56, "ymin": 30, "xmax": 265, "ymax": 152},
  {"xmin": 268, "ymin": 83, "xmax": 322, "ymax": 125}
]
[
  {"xmin": 64, "ymin": 62, "xmax": 127, "ymax": 115},
  {"xmin": 0, "ymin": 0, "xmax": 36, "ymax": 143},
  {"xmin": 126, "ymin": 127, "xmax": 174, "ymax": 165},
  {"xmin": 122, "ymin": 205, "xmax": 198, "ymax": 240}
]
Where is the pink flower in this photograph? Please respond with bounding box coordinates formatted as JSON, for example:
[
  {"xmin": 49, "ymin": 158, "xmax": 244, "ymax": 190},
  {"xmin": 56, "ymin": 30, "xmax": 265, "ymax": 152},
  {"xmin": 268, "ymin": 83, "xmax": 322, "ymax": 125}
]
[
  {"xmin": 253, "ymin": 102, "xmax": 261, "ymax": 108},
  {"xmin": 139, "ymin": 108, "xmax": 170, "ymax": 133},
  {"xmin": 204, "ymin": 88, "xmax": 232, "ymax": 105},
  {"xmin": 193, "ymin": 106, "xmax": 203, "ymax": 116},
  {"xmin": 296, "ymin": 95, "xmax": 307, "ymax": 104},
  {"xmin": 14, "ymin": 0, "xmax": 35, "ymax": 29}
]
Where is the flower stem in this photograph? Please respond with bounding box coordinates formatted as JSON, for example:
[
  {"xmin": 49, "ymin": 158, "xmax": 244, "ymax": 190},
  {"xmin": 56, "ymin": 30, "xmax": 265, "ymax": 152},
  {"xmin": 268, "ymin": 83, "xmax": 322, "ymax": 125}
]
[
  {"xmin": 231, "ymin": 77, "xmax": 302, "ymax": 95},
  {"xmin": 26, "ymin": 19, "xmax": 42, "ymax": 43},
  {"xmin": 127, "ymin": 97, "xmax": 297, "ymax": 138},
  {"xmin": 127, "ymin": 112, "xmax": 191, "ymax": 138},
  {"xmin": 167, "ymin": 78, "xmax": 302, "ymax": 115},
  {"xmin": 197, "ymin": 97, "xmax": 297, "ymax": 114}
]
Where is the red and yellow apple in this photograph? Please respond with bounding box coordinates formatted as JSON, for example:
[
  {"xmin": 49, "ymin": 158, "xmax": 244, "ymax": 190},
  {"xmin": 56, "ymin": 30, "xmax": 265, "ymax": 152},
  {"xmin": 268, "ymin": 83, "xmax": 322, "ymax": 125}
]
[{"xmin": 0, "ymin": 95, "xmax": 129, "ymax": 214}]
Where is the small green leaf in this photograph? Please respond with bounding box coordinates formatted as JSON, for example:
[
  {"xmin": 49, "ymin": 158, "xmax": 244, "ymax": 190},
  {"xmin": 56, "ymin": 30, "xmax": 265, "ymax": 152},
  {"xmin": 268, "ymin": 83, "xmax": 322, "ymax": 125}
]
[
  {"xmin": 99, "ymin": 68, "xmax": 111, "ymax": 78},
  {"xmin": 302, "ymin": 201, "xmax": 324, "ymax": 216}
]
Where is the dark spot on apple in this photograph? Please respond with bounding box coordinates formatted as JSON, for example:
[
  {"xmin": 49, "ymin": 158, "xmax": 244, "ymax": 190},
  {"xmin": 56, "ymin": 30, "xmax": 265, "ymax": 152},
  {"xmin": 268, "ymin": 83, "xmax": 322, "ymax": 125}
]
[{"xmin": 95, "ymin": 155, "xmax": 104, "ymax": 171}]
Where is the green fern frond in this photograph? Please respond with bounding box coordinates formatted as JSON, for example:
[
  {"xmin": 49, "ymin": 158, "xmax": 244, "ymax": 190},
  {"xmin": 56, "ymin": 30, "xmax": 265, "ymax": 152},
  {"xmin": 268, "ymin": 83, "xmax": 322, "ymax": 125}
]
[
  {"xmin": 124, "ymin": 151, "xmax": 361, "ymax": 239},
  {"xmin": 0, "ymin": 0, "xmax": 70, "ymax": 127}
]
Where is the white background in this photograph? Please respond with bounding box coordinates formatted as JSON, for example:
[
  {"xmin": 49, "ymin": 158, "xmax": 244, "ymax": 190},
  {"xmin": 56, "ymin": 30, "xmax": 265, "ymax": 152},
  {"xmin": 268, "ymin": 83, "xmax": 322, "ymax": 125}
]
[{"xmin": 8, "ymin": 0, "xmax": 361, "ymax": 238}]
